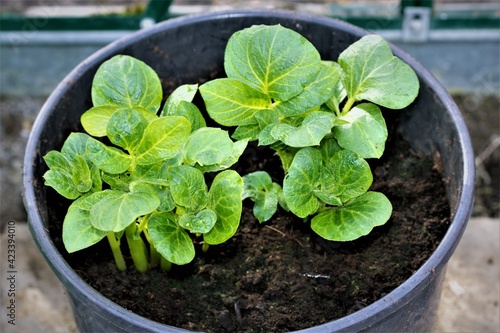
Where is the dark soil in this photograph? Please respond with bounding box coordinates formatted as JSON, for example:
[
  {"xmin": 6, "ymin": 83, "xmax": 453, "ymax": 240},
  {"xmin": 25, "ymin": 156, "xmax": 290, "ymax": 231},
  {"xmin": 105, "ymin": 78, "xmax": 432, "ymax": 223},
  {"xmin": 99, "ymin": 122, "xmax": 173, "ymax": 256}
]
[{"xmin": 48, "ymin": 122, "xmax": 450, "ymax": 332}]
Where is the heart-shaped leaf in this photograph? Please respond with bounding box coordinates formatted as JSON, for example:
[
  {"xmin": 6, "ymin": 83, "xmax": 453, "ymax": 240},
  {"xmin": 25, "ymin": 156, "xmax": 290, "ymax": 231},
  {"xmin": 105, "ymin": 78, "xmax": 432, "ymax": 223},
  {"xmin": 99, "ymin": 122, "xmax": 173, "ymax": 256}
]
[
  {"xmin": 283, "ymin": 147, "xmax": 321, "ymax": 218},
  {"xmin": 338, "ymin": 35, "xmax": 419, "ymax": 109},
  {"xmin": 106, "ymin": 108, "xmax": 148, "ymax": 151},
  {"xmin": 133, "ymin": 116, "xmax": 191, "ymax": 165},
  {"xmin": 81, "ymin": 105, "xmax": 122, "ymax": 137},
  {"xmin": 43, "ymin": 168, "xmax": 80, "ymax": 200},
  {"xmin": 178, "ymin": 209, "xmax": 217, "ymax": 234},
  {"xmin": 92, "ymin": 55, "xmax": 162, "ymax": 112},
  {"xmin": 86, "ymin": 137, "xmax": 131, "ymax": 174},
  {"xmin": 63, "ymin": 192, "xmax": 109, "ymax": 252},
  {"xmin": 205, "ymin": 170, "xmax": 243, "ymax": 245},
  {"xmin": 90, "ymin": 186, "xmax": 160, "ymax": 232},
  {"xmin": 274, "ymin": 61, "xmax": 340, "ymax": 117},
  {"xmin": 311, "ymin": 191, "xmax": 392, "ymax": 241},
  {"xmin": 333, "ymin": 103, "xmax": 388, "ymax": 158},
  {"xmin": 168, "ymin": 165, "xmax": 208, "ymax": 211},
  {"xmin": 148, "ymin": 212, "xmax": 195, "ymax": 265},
  {"xmin": 320, "ymin": 150, "xmax": 373, "ymax": 203},
  {"xmin": 183, "ymin": 127, "xmax": 234, "ymax": 166},
  {"xmin": 61, "ymin": 133, "xmax": 91, "ymax": 158},
  {"xmin": 224, "ymin": 24, "xmax": 321, "ymax": 101},
  {"xmin": 200, "ymin": 78, "xmax": 270, "ymax": 126},
  {"xmin": 43, "ymin": 151, "xmax": 93, "ymax": 199}
]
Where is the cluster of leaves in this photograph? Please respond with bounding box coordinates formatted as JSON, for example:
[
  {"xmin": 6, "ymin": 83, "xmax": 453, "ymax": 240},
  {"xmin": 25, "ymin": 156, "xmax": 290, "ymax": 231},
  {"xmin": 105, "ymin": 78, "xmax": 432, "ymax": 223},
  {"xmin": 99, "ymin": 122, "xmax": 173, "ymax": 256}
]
[
  {"xmin": 200, "ymin": 25, "xmax": 419, "ymax": 241},
  {"xmin": 43, "ymin": 24, "xmax": 419, "ymax": 272},
  {"xmin": 44, "ymin": 55, "xmax": 246, "ymax": 271}
]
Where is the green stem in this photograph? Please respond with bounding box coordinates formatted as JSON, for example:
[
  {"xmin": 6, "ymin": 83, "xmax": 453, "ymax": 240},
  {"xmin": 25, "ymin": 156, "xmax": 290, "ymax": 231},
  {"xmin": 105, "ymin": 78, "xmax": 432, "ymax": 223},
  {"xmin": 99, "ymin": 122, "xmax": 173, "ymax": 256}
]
[
  {"xmin": 137, "ymin": 213, "xmax": 152, "ymax": 234},
  {"xmin": 160, "ymin": 257, "xmax": 172, "ymax": 272},
  {"xmin": 341, "ymin": 96, "xmax": 356, "ymax": 115},
  {"xmin": 107, "ymin": 232, "xmax": 126, "ymax": 271},
  {"xmin": 149, "ymin": 243, "xmax": 161, "ymax": 268},
  {"xmin": 143, "ymin": 229, "xmax": 160, "ymax": 268},
  {"xmin": 202, "ymin": 242, "xmax": 210, "ymax": 253},
  {"xmin": 125, "ymin": 224, "xmax": 149, "ymax": 273}
]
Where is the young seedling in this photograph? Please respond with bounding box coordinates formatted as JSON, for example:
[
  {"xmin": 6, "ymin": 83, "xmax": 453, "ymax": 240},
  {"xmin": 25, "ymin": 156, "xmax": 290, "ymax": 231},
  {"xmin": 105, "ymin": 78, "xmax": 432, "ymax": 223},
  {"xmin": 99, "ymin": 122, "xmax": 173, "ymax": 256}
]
[
  {"xmin": 43, "ymin": 55, "xmax": 246, "ymax": 272},
  {"xmin": 200, "ymin": 25, "xmax": 419, "ymax": 241}
]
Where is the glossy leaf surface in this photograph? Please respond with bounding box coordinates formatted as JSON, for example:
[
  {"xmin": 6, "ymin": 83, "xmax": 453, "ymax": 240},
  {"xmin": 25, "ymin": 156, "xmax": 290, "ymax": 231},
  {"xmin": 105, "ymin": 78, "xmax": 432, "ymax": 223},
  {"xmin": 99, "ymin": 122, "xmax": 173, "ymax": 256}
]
[
  {"xmin": 311, "ymin": 191, "xmax": 392, "ymax": 241},
  {"xmin": 338, "ymin": 35, "xmax": 419, "ymax": 109},
  {"xmin": 92, "ymin": 55, "xmax": 162, "ymax": 112}
]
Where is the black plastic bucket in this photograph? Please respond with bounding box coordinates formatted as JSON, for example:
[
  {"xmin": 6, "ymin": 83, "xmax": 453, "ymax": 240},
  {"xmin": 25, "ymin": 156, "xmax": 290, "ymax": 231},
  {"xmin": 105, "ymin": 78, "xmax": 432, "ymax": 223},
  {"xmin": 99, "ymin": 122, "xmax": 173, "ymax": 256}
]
[{"xmin": 23, "ymin": 9, "xmax": 475, "ymax": 333}]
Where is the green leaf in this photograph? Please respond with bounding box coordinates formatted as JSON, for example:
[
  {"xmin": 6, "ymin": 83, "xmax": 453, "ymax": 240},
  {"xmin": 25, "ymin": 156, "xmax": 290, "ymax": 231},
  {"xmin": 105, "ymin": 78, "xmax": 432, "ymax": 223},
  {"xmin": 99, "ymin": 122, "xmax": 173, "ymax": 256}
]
[
  {"xmin": 43, "ymin": 151, "xmax": 92, "ymax": 198},
  {"xmin": 101, "ymin": 172, "xmax": 130, "ymax": 191},
  {"xmin": 106, "ymin": 108, "xmax": 148, "ymax": 151},
  {"xmin": 232, "ymin": 124, "xmax": 261, "ymax": 141},
  {"xmin": 258, "ymin": 124, "xmax": 279, "ymax": 146},
  {"xmin": 219, "ymin": 139, "xmax": 248, "ymax": 170},
  {"xmin": 130, "ymin": 161, "xmax": 169, "ymax": 186},
  {"xmin": 272, "ymin": 143, "xmax": 299, "ymax": 172},
  {"xmin": 338, "ymin": 35, "xmax": 419, "ymax": 109},
  {"xmin": 148, "ymin": 212, "xmax": 195, "ymax": 265},
  {"xmin": 319, "ymin": 135, "xmax": 343, "ymax": 162},
  {"xmin": 311, "ymin": 191, "xmax": 392, "ymax": 241},
  {"xmin": 90, "ymin": 164, "xmax": 102, "ymax": 192},
  {"xmin": 197, "ymin": 139, "xmax": 249, "ymax": 173},
  {"xmin": 61, "ymin": 133, "xmax": 91, "ymax": 158},
  {"xmin": 82, "ymin": 106, "xmax": 158, "ymax": 138},
  {"xmin": 178, "ymin": 209, "xmax": 217, "ymax": 234},
  {"xmin": 271, "ymin": 111, "xmax": 336, "ymax": 148},
  {"xmin": 92, "ymin": 55, "xmax": 162, "ymax": 112},
  {"xmin": 160, "ymin": 83, "xmax": 199, "ymax": 116},
  {"xmin": 274, "ymin": 61, "xmax": 340, "ymax": 117},
  {"xmin": 183, "ymin": 127, "xmax": 234, "ymax": 166},
  {"xmin": 133, "ymin": 116, "xmax": 191, "ymax": 165},
  {"xmin": 242, "ymin": 171, "xmax": 281, "ymax": 223},
  {"xmin": 255, "ymin": 110, "xmax": 280, "ymax": 145},
  {"xmin": 160, "ymin": 83, "xmax": 205, "ymax": 132},
  {"xmin": 333, "ymin": 103, "xmax": 388, "ymax": 158},
  {"xmin": 44, "ymin": 150, "xmax": 72, "ymax": 170},
  {"xmin": 90, "ymin": 186, "xmax": 160, "ymax": 232},
  {"xmin": 43, "ymin": 168, "xmax": 80, "ymax": 200},
  {"xmin": 205, "ymin": 170, "xmax": 243, "ymax": 245},
  {"xmin": 170, "ymin": 101, "xmax": 206, "ymax": 132},
  {"xmin": 168, "ymin": 165, "xmax": 208, "ymax": 211},
  {"xmin": 200, "ymin": 78, "xmax": 270, "ymax": 126},
  {"xmin": 154, "ymin": 186, "xmax": 175, "ymax": 212},
  {"xmin": 63, "ymin": 192, "xmax": 109, "ymax": 252},
  {"xmin": 283, "ymin": 147, "xmax": 321, "ymax": 218},
  {"xmin": 86, "ymin": 137, "xmax": 131, "ymax": 174},
  {"xmin": 81, "ymin": 105, "xmax": 121, "ymax": 137},
  {"xmin": 325, "ymin": 78, "xmax": 347, "ymax": 115},
  {"xmin": 321, "ymin": 150, "xmax": 373, "ymax": 203},
  {"xmin": 71, "ymin": 154, "xmax": 93, "ymax": 193},
  {"xmin": 224, "ymin": 24, "xmax": 321, "ymax": 101}
]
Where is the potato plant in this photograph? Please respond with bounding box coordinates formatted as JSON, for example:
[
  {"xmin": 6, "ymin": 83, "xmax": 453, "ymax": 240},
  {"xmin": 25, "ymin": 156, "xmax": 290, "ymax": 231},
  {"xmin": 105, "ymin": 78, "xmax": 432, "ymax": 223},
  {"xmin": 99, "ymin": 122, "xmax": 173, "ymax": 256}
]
[
  {"xmin": 43, "ymin": 24, "xmax": 419, "ymax": 272},
  {"xmin": 44, "ymin": 55, "xmax": 246, "ymax": 272},
  {"xmin": 201, "ymin": 25, "xmax": 419, "ymax": 241}
]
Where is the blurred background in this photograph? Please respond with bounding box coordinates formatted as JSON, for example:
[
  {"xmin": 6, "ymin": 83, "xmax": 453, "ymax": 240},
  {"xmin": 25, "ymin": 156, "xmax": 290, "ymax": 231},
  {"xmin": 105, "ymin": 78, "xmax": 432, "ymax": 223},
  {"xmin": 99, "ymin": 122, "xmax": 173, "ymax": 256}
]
[{"xmin": 1, "ymin": 1, "xmax": 499, "ymax": 332}]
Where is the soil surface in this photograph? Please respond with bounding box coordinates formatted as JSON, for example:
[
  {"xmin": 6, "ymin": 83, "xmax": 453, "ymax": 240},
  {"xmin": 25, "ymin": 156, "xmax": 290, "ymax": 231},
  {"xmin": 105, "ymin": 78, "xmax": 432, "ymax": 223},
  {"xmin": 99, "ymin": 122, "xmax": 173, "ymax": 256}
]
[{"xmin": 47, "ymin": 119, "xmax": 450, "ymax": 332}]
